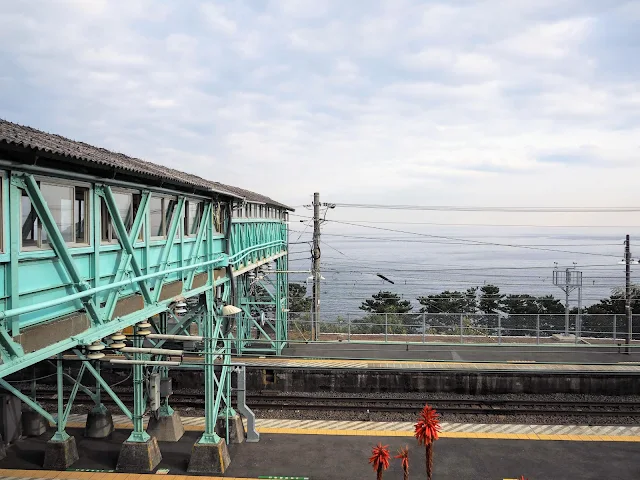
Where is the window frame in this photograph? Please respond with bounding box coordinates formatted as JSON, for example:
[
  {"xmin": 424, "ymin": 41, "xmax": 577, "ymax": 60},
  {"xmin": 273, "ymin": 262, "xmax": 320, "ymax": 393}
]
[
  {"xmin": 149, "ymin": 194, "xmax": 178, "ymax": 240},
  {"xmin": 184, "ymin": 199, "xmax": 203, "ymax": 237},
  {"xmin": 101, "ymin": 188, "xmax": 143, "ymax": 244},
  {"xmin": 21, "ymin": 177, "xmax": 91, "ymax": 251},
  {"xmin": 0, "ymin": 172, "xmax": 4, "ymax": 253}
]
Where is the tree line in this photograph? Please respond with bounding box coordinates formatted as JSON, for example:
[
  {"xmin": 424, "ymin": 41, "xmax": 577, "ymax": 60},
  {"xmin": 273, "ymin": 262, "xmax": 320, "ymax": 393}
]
[
  {"xmin": 358, "ymin": 285, "xmax": 640, "ymax": 316},
  {"xmin": 287, "ymin": 283, "xmax": 638, "ymax": 337}
]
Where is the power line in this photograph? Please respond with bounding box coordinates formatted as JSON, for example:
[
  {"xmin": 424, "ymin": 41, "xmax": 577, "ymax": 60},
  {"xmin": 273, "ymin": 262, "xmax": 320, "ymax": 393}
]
[
  {"xmin": 300, "ymin": 218, "xmax": 620, "ymax": 258},
  {"xmin": 288, "ymin": 229, "xmax": 620, "ymax": 247},
  {"xmin": 288, "ymin": 214, "xmax": 640, "ymax": 229},
  {"xmin": 329, "ymin": 203, "xmax": 640, "ymax": 213}
]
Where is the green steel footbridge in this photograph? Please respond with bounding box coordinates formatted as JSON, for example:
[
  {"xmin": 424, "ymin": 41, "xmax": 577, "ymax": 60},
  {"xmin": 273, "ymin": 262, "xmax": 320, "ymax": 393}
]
[{"xmin": 0, "ymin": 119, "xmax": 291, "ymax": 472}]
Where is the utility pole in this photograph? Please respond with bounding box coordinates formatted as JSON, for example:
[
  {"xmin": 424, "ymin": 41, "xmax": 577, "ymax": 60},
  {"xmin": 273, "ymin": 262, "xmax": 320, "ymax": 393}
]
[
  {"xmin": 564, "ymin": 269, "xmax": 570, "ymax": 336},
  {"xmin": 553, "ymin": 265, "xmax": 581, "ymax": 339},
  {"xmin": 625, "ymin": 234, "xmax": 631, "ymax": 353},
  {"xmin": 312, "ymin": 192, "xmax": 321, "ymax": 341}
]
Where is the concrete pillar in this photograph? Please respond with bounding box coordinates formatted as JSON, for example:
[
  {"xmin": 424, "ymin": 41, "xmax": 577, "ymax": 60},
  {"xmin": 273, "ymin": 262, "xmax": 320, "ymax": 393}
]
[
  {"xmin": 22, "ymin": 409, "xmax": 47, "ymax": 437},
  {"xmin": 116, "ymin": 437, "xmax": 162, "ymax": 473},
  {"xmin": 43, "ymin": 435, "xmax": 79, "ymax": 469},
  {"xmin": 84, "ymin": 404, "xmax": 114, "ymax": 438},
  {"xmin": 187, "ymin": 438, "xmax": 231, "ymax": 474},
  {"xmin": 218, "ymin": 414, "xmax": 245, "ymax": 444},
  {"xmin": 146, "ymin": 411, "xmax": 184, "ymax": 442}
]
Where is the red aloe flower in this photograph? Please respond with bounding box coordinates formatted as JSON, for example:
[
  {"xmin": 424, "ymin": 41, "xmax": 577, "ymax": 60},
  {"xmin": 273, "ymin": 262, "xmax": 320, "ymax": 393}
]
[
  {"xmin": 369, "ymin": 443, "xmax": 391, "ymax": 480},
  {"xmin": 394, "ymin": 445, "xmax": 410, "ymax": 480},
  {"xmin": 414, "ymin": 404, "xmax": 441, "ymax": 480}
]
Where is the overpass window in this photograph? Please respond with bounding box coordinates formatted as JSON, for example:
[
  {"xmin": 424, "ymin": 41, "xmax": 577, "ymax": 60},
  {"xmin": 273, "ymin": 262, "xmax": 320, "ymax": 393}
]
[
  {"xmin": 74, "ymin": 187, "xmax": 88, "ymax": 244},
  {"xmin": 149, "ymin": 195, "xmax": 178, "ymax": 239},
  {"xmin": 185, "ymin": 200, "xmax": 203, "ymax": 236},
  {"xmin": 132, "ymin": 193, "xmax": 143, "ymax": 241},
  {"xmin": 101, "ymin": 190, "xmax": 142, "ymax": 243},
  {"xmin": 166, "ymin": 198, "xmax": 178, "ymax": 239},
  {"xmin": 41, "ymin": 183, "xmax": 74, "ymax": 244},
  {"xmin": 21, "ymin": 191, "xmax": 41, "ymax": 247},
  {"xmin": 22, "ymin": 182, "xmax": 89, "ymax": 249},
  {"xmin": 110, "ymin": 191, "xmax": 133, "ymax": 242},
  {"xmin": 149, "ymin": 196, "xmax": 163, "ymax": 238},
  {"xmin": 214, "ymin": 203, "xmax": 225, "ymax": 233}
]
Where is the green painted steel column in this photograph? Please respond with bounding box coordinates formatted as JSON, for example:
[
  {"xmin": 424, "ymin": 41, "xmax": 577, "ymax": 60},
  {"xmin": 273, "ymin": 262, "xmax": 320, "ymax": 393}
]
[
  {"xmin": 51, "ymin": 354, "xmax": 70, "ymax": 442},
  {"xmin": 222, "ymin": 329, "xmax": 236, "ymax": 418},
  {"xmin": 8, "ymin": 177, "xmax": 22, "ymax": 339},
  {"xmin": 158, "ymin": 312, "xmax": 174, "ymax": 417},
  {"xmin": 90, "ymin": 358, "xmax": 110, "ymax": 418},
  {"xmin": 275, "ymin": 257, "xmax": 283, "ymax": 354},
  {"xmin": 198, "ymin": 290, "xmax": 221, "ymax": 444},
  {"xmin": 127, "ymin": 325, "xmax": 150, "ymax": 443},
  {"xmin": 95, "ymin": 360, "xmax": 101, "ymax": 405}
]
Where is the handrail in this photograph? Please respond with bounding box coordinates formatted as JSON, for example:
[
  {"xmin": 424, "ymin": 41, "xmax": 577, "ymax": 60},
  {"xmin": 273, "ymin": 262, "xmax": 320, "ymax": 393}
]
[
  {"xmin": 228, "ymin": 240, "xmax": 286, "ymax": 266},
  {"xmin": 0, "ymin": 254, "xmax": 227, "ymax": 320}
]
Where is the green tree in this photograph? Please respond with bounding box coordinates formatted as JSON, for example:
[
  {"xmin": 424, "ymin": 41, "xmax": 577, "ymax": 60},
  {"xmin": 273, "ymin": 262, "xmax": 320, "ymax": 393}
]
[
  {"xmin": 288, "ymin": 282, "xmax": 312, "ymax": 312},
  {"xmin": 536, "ymin": 295, "xmax": 565, "ymax": 314},
  {"xmin": 502, "ymin": 294, "xmax": 539, "ymax": 315},
  {"xmin": 479, "ymin": 284, "xmax": 504, "ymax": 314},
  {"xmin": 360, "ymin": 291, "xmax": 413, "ymax": 313},
  {"xmin": 418, "ymin": 288, "xmax": 477, "ymax": 313}
]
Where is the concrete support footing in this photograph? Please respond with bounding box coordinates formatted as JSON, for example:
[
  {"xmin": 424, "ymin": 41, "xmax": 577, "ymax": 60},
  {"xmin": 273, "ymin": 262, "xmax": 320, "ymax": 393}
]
[
  {"xmin": 22, "ymin": 410, "xmax": 47, "ymax": 437},
  {"xmin": 187, "ymin": 438, "xmax": 231, "ymax": 474},
  {"xmin": 218, "ymin": 415, "xmax": 245, "ymax": 444},
  {"xmin": 84, "ymin": 406, "xmax": 114, "ymax": 438},
  {"xmin": 116, "ymin": 437, "xmax": 162, "ymax": 472},
  {"xmin": 43, "ymin": 436, "xmax": 79, "ymax": 469},
  {"xmin": 146, "ymin": 412, "xmax": 184, "ymax": 442}
]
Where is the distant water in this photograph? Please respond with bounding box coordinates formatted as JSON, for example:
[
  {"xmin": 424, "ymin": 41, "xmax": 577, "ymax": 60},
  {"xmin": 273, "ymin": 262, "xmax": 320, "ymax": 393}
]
[{"xmin": 287, "ymin": 228, "xmax": 636, "ymax": 318}]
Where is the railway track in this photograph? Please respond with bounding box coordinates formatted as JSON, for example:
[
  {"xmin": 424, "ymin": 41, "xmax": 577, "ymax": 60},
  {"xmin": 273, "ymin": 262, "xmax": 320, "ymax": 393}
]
[{"xmin": 29, "ymin": 390, "xmax": 640, "ymax": 417}]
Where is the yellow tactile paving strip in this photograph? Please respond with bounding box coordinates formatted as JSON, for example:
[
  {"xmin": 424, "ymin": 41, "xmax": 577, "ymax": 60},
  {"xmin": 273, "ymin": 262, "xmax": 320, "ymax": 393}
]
[
  {"xmin": 232, "ymin": 356, "xmax": 640, "ymax": 372},
  {"xmin": 77, "ymin": 354, "xmax": 640, "ymax": 372},
  {"xmin": 58, "ymin": 415, "xmax": 640, "ymax": 442},
  {"xmin": 0, "ymin": 470, "xmax": 261, "ymax": 480}
]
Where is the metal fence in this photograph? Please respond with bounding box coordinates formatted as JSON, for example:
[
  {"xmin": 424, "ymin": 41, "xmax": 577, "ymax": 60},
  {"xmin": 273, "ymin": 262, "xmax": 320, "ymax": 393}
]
[{"xmin": 287, "ymin": 312, "xmax": 640, "ymax": 344}]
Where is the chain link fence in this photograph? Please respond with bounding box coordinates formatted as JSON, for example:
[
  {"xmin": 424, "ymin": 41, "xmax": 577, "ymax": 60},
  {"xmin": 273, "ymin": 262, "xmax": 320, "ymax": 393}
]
[{"xmin": 286, "ymin": 312, "xmax": 640, "ymax": 344}]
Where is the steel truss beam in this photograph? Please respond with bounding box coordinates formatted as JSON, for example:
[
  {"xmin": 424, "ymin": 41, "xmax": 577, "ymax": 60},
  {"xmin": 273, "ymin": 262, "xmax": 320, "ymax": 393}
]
[
  {"xmin": 100, "ymin": 186, "xmax": 153, "ymax": 316},
  {"xmin": 15, "ymin": 174, "xmax": 102, "ymax": 326}
]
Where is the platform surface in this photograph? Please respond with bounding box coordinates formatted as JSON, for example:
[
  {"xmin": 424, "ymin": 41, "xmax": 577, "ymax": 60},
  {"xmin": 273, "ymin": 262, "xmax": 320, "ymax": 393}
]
[
  {"xmin": 57, "ymin": 414, "xmax": 640, "ymax": 442},
  {"xmin": 1, "ymin": 426, "xmax": 639, "ymax": 479},
  {"xmin": 282, "ymin": 341, "xmax": 640, "ymax": 362},
  {"xmin": 229, "ymin": 342, "xmax": 640, "ymax": 372}
]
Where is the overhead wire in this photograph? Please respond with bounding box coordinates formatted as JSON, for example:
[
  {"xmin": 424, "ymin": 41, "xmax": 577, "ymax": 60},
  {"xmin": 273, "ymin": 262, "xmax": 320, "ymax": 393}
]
[
  {"xmin": 288, "ymin": 229, "xmax": 621, "ymax": 247},
  {"xmin": 288, "ymin": 214, "xmax": 640, "ymax": 229},
  {"xmin": 327, "ymin": 203, "xmax": 640, "ymax": 213},
  {"xmin": 306, "ymin": 219, "xmax": 620, "ymax": 257}
]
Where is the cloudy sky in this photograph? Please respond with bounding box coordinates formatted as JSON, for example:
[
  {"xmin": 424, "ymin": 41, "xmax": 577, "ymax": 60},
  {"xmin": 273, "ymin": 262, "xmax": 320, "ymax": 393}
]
[{"xmin": 1, "ymin": 0, "xmax": 639, "ymax": 227}]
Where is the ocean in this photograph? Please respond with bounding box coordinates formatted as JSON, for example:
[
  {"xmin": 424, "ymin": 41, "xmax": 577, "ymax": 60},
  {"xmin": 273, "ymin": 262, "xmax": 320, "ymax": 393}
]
[{"xmin": 287, "ymin": 226, "xmax": 640, "ymax": 319}]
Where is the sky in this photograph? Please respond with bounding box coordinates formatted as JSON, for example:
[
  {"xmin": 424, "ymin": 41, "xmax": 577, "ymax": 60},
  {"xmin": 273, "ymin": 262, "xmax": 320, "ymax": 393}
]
[{"xmin": 1, "ymin": 0, "xmax": 639, "ymax": 228}]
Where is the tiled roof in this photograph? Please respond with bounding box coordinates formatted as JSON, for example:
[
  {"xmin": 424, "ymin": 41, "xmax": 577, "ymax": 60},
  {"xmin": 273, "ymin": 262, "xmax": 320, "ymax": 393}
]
[
  {"xmin": 0, "ymin": 119, "xmax": 292, "ymax": 209},
  {"xmin": 215, "ymin": 183, "xmax": 293, "ymax": 210}
]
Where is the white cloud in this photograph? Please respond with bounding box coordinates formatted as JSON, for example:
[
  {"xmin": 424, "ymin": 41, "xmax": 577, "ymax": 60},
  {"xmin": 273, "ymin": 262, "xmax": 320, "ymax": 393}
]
[
  {"xmin": 0, "ymin": 0, "xmax": 638, "ymax": 221},
  {"xmin": 200, "ymin": 3, "xmax": 237, "ymax": 35}
]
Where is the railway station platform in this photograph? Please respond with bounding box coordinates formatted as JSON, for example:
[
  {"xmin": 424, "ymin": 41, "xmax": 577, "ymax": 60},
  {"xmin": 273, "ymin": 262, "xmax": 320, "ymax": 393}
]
[
  {"xmin": 1, "ymin": 417, "xmax": 639, "ymax": 479},
  {"xmin": 227, "ymin": 343, "xmax": 640, "ymax": 395},
  {"xmin": 276, "ymin": 341, "xmax": 640, "ymax": 364}
]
